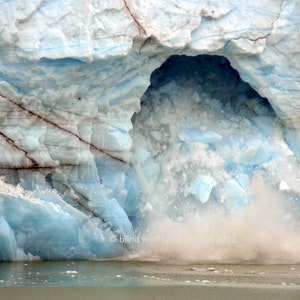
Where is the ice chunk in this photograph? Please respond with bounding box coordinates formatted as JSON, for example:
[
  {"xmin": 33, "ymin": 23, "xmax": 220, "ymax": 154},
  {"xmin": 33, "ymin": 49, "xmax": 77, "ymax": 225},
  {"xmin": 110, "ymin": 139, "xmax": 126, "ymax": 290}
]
[
  {"xmin": 279, "ymin": 181, "xmax": 291, "ymax": 191},
  {"xmin": 190, "ymin": 176, "xmax": 216, "ymax": 203},
  {"xmin": 178, "ymin": 129, "xmax": 223, "ymax": 145},
  {"xmin": 239, "ymin": 139, "xmax": 274, "ymax": 165}
]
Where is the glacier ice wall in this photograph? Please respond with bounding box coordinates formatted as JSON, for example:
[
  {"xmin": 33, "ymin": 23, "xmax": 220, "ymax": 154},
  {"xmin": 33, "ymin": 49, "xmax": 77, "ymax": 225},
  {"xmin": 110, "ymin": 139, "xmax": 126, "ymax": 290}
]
[{"xmin": 0, "ymin": 0, "xmax": 300, "ymax": 261}]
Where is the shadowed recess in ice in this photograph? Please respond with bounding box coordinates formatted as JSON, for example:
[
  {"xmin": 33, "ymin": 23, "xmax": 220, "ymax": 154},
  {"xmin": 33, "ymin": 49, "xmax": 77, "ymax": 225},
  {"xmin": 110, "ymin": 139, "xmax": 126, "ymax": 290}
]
[{"xmin": 131, "ymin": 55, "xmax": 300, "ymax": 263}]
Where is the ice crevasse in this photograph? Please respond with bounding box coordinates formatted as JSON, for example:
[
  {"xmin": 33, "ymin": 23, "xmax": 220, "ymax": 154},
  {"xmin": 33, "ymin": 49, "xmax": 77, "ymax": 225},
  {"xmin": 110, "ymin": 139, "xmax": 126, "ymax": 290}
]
[{"xmin": 0, "ymin": 0, "xmax": 300, "ymax": 261}]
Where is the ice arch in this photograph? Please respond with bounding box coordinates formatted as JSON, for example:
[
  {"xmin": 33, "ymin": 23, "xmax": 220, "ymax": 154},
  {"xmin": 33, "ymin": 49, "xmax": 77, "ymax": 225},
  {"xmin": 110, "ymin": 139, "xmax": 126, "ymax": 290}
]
[{"xmin": 131, "ymin": 54, "xmax": 299, "ymax": 216}]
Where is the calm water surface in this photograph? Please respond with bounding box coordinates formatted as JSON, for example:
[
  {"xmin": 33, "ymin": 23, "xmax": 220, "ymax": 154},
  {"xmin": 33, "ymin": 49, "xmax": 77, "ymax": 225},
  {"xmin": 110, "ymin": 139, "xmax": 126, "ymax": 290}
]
[{"xmin": 0, "ymin": 260, "xmax": 299, "ymax": 299}]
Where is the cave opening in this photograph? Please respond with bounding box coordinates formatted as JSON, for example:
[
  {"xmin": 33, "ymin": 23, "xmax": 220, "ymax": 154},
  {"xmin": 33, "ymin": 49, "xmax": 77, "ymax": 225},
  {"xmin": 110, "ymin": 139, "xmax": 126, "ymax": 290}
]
[{"xmin": 130, "ymin": 54, "xmax": 299, "ymax": 219}]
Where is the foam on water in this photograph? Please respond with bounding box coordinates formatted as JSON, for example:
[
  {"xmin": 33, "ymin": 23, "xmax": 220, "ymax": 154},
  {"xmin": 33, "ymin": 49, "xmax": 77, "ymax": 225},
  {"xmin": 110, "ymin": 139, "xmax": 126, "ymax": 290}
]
[{"xmin": 130, "ymin": 55, "xmax": 300, "ymax": 263}]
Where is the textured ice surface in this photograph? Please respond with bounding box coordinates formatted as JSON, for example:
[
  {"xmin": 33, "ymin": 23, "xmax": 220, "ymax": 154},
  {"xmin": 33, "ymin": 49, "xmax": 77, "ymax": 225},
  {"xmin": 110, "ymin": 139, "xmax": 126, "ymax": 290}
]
[{"xmin": 0, "ymin": 0, "xmax": 300, "ymax": 261}]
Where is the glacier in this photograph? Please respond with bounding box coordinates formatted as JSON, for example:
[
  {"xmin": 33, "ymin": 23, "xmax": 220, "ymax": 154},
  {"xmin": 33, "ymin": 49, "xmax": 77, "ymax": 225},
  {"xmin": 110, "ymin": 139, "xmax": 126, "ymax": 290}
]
[{"xmin": 0, "ymin": 0, "xmax": 300, "ymax": 262}]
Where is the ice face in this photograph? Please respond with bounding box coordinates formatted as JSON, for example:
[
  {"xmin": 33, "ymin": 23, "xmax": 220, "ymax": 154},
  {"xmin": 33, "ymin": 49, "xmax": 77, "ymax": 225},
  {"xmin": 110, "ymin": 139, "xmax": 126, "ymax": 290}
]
[{"xmin": 0, "ymin": 0, "xmax": 300, "ymax": 261}]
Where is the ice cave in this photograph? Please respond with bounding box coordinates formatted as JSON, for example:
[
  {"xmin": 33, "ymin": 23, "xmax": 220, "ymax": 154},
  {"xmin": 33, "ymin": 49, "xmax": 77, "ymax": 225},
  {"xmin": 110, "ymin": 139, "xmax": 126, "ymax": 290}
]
[{"xmin": 0, "ymin": 0, "xmax": 300, "ymax": 263}]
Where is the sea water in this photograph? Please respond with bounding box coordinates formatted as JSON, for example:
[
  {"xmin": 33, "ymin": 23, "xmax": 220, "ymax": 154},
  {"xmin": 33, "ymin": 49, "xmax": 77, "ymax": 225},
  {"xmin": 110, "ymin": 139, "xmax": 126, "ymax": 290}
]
[{"xmin": 0, "ymin": 260, "xmax": 299, "ymax": 300}]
